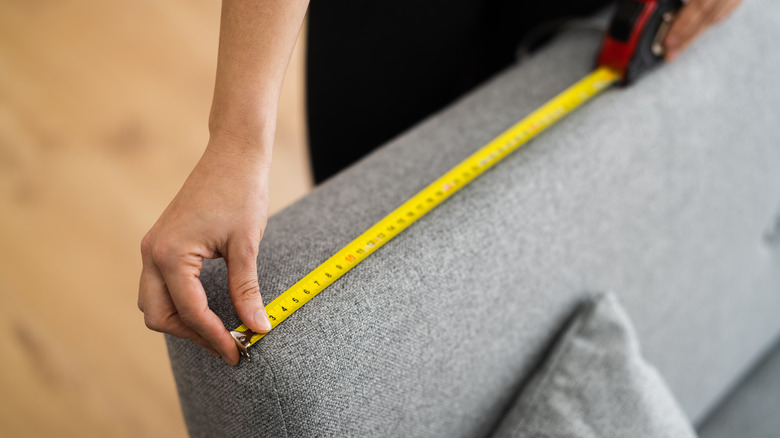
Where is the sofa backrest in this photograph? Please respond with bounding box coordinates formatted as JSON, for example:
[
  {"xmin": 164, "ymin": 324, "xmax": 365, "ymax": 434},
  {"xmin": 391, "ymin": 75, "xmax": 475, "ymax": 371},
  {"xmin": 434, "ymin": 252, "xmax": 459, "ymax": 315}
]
[{"xmin": 167, "ymin": 1, "xmax": 780, "ymax": 436}]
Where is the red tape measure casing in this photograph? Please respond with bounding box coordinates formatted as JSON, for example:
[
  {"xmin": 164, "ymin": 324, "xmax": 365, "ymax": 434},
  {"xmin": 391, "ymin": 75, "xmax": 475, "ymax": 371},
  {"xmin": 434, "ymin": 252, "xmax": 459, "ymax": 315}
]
[{"xmin": 598, "ymin": 0, "xmax": 683, "ymax": 84}]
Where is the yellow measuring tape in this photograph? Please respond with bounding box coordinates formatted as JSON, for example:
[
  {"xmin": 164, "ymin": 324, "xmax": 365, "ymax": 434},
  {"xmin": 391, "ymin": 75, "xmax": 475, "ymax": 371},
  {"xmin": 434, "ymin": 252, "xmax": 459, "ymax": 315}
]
[{"xmin": 231, "ymin": 67, "xmax": 621, "ymax": 359}]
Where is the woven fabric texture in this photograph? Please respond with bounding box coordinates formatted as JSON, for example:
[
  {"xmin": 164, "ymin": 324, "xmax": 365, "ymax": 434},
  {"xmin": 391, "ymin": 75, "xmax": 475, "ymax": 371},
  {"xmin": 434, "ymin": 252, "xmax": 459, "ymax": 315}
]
[
  {"xmin": 167, "ymin": 0, "xmax": 780, "ymax": 436},
  {"xmin": 489, "ymin": 294, "xmax": 697, "ymax": 438}
]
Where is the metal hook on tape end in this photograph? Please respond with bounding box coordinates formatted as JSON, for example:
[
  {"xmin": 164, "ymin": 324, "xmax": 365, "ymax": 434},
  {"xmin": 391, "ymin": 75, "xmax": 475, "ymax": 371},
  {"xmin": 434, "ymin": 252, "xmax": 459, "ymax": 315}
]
[{"xmin": 230, "ymin": 329, "xmax": 255, "ymax": 362}]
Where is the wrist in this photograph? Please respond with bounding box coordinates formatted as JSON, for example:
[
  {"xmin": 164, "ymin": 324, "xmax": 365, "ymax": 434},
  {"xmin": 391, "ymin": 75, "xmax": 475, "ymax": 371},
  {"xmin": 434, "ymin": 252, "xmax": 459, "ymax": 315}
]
[
  {"xmin": 209, "ymin": 117, "xmax": 275, "ymax": 147},
  {"xmin": 208, "ymin": 90, "xmax": 278, "ymax": 145},
  {"xmin": 205, "ymin": 128, "xmax": 274, "ymax": 171},
  {"xmin": 207, "ymin": 107, "xmax": 275, "ymax": 162}
]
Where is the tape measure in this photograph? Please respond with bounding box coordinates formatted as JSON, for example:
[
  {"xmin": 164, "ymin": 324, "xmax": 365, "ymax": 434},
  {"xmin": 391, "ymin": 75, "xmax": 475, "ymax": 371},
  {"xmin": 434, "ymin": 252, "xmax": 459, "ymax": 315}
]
[
  {"xmin": 230, "ymin": 67, "xmax": 620, "ymax": 359},
  {"xmin": 230, "ymin": 0, "xmax": 681, "ymax": 360}
]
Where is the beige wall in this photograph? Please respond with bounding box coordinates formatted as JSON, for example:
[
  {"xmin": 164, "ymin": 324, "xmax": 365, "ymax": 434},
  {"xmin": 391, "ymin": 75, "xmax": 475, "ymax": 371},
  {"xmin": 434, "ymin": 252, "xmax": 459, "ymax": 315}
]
[{"xmin": 0, "ymin": 1, "xmax": 311, "ymax": 436}]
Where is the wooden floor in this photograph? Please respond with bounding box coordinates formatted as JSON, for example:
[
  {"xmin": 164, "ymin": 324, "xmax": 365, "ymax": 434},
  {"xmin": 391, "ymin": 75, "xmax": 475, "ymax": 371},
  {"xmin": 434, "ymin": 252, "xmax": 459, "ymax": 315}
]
[{"xmin": 0, "ymin": 1, "xmax": 311, "ymax": 436}]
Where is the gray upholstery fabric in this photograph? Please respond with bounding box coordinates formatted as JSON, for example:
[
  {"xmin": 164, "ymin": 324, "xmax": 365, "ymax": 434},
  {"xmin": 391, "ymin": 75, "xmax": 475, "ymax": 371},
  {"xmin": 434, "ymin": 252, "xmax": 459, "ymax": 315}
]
[
  {"xmin": 166, "ymin": 0, "xmax": 780, "ymax": 436},
  {"xmin": 489, "ymin": 294, "xmax": 696, "ymax": 438},
  {"xmin": 699, "ymin": 337, "xmax": 780, "ymax": 438}
]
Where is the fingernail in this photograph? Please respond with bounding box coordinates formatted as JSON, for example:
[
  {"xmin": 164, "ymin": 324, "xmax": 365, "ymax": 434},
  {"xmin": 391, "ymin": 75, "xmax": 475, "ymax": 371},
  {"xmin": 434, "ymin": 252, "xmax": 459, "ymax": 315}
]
[{"xmin": 254, "ymin": 308, "xmax": 272, "ymax": 332}]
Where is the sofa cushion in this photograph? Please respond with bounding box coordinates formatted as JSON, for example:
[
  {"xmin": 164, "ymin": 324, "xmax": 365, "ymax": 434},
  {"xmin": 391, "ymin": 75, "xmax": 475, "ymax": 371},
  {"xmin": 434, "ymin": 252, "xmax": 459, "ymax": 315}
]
[{"xmin": 490, "ymin": 294, "xmax": 696, "ymax": 438}]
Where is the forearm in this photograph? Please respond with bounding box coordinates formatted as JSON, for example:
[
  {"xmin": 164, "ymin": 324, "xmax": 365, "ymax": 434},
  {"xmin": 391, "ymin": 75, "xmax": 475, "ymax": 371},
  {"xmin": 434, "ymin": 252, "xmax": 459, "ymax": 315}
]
[{"xmin": 208, "ymin": 0, "xmax": 309, "ymax": 159}]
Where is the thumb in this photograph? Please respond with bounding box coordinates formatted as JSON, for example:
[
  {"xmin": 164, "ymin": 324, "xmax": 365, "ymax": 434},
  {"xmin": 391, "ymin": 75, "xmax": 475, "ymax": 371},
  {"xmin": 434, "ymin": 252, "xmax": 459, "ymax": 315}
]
[{"xmin": 226, "ymin": 241, "xmax": 272, "ymax": 334}]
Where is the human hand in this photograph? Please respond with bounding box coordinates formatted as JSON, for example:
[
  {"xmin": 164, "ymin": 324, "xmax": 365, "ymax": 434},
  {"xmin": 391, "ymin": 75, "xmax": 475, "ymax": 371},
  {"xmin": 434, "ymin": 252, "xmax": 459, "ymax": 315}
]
[
  {"xmin": 139, "ymin": 136, "xmax": 273, "ymax": 365},
  {"xmin": 664, "ymin": 0, "xmax": 742, "ymax": 61}
]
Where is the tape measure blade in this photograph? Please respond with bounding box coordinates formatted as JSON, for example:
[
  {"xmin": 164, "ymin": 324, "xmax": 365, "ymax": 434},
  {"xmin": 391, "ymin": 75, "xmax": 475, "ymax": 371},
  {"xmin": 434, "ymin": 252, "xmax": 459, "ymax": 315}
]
[{"xmin": 236, "ymin": 67, "xmax": 620, "ymax": 350}]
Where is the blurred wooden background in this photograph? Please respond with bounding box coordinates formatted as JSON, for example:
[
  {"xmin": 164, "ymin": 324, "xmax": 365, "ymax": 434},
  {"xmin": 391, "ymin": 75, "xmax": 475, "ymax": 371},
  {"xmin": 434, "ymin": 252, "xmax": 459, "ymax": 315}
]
[{"xmin": 0, "ymin": 1, "xmax": 311, "ymax": 436}]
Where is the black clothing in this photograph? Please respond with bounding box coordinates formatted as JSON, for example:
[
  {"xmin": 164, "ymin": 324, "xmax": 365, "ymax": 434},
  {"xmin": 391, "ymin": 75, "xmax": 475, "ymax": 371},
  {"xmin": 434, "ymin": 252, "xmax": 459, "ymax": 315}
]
[{"xmin": 306, "ymin": 0, "xmax": 613, "ymax": 184}]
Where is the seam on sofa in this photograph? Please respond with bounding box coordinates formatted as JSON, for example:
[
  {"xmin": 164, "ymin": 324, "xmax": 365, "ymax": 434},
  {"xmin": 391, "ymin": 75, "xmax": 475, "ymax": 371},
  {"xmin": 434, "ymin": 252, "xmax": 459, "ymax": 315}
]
[{"xmin": 259, "ymin": 353, "xmax": 289, "ymax": 438}]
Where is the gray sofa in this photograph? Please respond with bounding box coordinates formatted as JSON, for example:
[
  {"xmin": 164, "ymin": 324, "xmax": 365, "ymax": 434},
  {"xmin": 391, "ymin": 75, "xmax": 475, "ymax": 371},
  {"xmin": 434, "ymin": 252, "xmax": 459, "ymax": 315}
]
[{"xmin": 166, "ymin": 0, "xmax": 780, "ymax": 435}]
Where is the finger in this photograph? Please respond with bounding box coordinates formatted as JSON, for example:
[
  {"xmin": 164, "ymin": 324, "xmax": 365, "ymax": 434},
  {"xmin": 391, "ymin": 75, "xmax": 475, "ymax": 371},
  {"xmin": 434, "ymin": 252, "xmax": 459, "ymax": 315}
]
[
  {"xmin": 225, "ymin": 240, "xmax": 272, "ymax": 334},
  {"xmin": 707, "ymin": 0, "xmax": 742, "ymax": 24},
  {"xmin": 665, "ymin": 0, "xmax": 710, "ymax": 55},
  {"xmin": 666, "ymin": 0, "xmax": 742, "ymax": 59},
  {"xmin": 667, "ymin": 20, "xmax": 709, "ymax": 61},
  {"xmin": 139, "ymin": 262, "xmax": 213, "ymax": 347},
  {"xmin": 203, "ymin": 346, "xmax": 221, "ymax": 358},
  {"xmin": 157, "ymin": 256, "xmax": 241, "ymax": 365}
]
